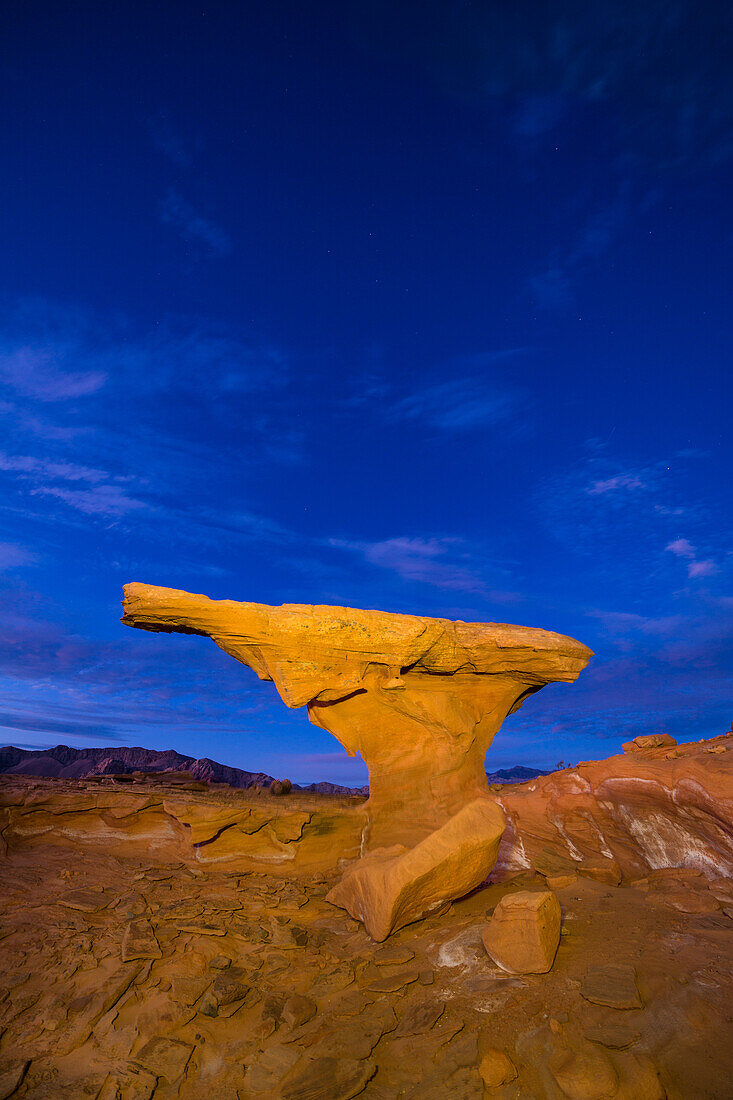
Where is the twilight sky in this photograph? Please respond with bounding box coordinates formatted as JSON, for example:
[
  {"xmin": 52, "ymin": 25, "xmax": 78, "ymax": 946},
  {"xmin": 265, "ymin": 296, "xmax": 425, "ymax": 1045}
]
[{"xmin": 1, "ymin": 1, "xmax": 731, "ymax": 784}]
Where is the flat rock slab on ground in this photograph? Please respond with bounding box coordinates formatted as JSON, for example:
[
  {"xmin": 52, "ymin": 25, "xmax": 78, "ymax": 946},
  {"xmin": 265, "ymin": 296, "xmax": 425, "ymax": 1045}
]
[
  {"xmin": 278, "ymin": 1056, "xmax": 376, "ymax": 1100},
  {"xmin": 0, "ymin": 1062, "xmax": 29, "ymax": 1100},
  {"xmin": 581, "ymin": 964, "xmax": 643, "ymax": 1009},
  {"xmin": 364, "ymin": 967, "xmax": 422, "ymax": 993},
  {"xmin": 132, "ymin": 1036, "xmax": 194, "ymax": 1082},
  {"xmin": 58, "ymin": 888, "xmax": 109, "ymax": 912},
  {"xmin": 584, "ymin": 1022, "xmax": 642, "ymax": 1049},
  {"xmin": 121, "ymin": 919, "xmax": 162, "ymax": 962}
]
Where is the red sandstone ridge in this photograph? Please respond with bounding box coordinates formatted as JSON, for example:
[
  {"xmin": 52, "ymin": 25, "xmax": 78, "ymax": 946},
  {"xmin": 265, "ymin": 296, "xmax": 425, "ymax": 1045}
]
[{"xmin": 492, "ymin": 731, "xmax": 733, "ymax": 884}]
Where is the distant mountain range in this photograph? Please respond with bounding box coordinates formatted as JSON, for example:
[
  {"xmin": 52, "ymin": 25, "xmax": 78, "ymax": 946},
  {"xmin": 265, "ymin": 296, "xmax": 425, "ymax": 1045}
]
[
  {"xmin": 486, "ymin": 765, "xmax": 550, "ymax": 784},
  {"xmin": 0, "ymin": 744, "xmax": 548, "ymax": 793}
]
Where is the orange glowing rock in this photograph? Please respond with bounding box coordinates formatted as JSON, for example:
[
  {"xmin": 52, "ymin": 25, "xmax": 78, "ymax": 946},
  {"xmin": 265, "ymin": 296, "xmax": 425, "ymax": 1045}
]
[{"xmin": 121, "ymin": 583, "xmax": 592, "ymax": 936}]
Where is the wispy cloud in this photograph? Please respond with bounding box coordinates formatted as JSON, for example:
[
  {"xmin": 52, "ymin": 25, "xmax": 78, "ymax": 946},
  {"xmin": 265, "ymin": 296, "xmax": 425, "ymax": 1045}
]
[
  {"xmin": 0, "ymin": 542, "xmax": 36, "ymax": 571},
  {"xmin": 381, "ymin": 350, "xmax": 529, "ymax": 431},
  {"xmin": 0, "ymin": 300, "xmax": 301, "ymax": 548},
  {"xmin": 666, "ymin": 538, "xmax": 695, "ymax": 559},
  {"xmin": 160, "ymin": 188, "xmax": 232, "ymax": 256},
  {"xmin": 0, "ymin": 345, "xmax": 106, "ymax": 401},
  {"xmin": 541, "ymin": 447, "xmax": 729, "ymax": 602},
  {"xmin": 542, "ymin": 452, "xmax": 661, "ymax": 558},
  {"xmin": 389, "ymin": 3, "xmax": 733, "ymax": 174},
  {"xmin": 665, "ymin": 538, "xmax": 719, "ymax": 579},
  {"xmin": 687, "ymin": 559, "xmax": 718, "ymax": 578},
  {"xmin": 329, "ymin": 535, "xmax": 519, "ymax": 600},
  {"xmin": 0, "ymin": 710, "xmax": 126, "ymax": 742},
  {"xmin": 587, "ymin": 609, "xmax": 684, "ymax": 641},
  {"xmin": 33, "ymin": 483, "xmax": 146, "ymax": 518},
  {"xmin": 0, "ymin": 447, "xmax": 146, "ymax": 519},
  {"xmin": 529, "ymin": 189, "xmax": 631, "ymax": 311},
  {"xmin": 587, "ymin": 472, "xmax": 646, "ymax": 496},
  {"xmin": 0, "ymin": 452, "xmax": 108, "ymax": 483},
  {"xmin": 388, "ymin": 378, "xmax": 518, "ymax": 430}
]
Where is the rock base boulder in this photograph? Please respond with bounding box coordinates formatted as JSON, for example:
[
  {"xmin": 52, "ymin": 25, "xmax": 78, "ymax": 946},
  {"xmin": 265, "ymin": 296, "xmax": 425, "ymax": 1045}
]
[
  {"xmin": 479, "ymin": 1049, "xmax": 517, "ymax": 1088},
  {"xmin": 326, "ymin": 798, "xmax": 505, "ymax": 941},
  {"xmin": 482, "ymin": 889, "xmax": 561, "ymax": 974}
]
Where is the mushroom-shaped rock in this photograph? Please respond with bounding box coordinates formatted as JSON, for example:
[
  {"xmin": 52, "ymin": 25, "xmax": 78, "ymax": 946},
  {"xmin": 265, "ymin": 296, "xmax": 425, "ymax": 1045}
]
[
  {"xmin": 121, "ymin": 584, "xmax": 592, "ymax": 844},
  {"xmin": 121, "ymin": 583, "xmax": 592, "ymax": 936}
]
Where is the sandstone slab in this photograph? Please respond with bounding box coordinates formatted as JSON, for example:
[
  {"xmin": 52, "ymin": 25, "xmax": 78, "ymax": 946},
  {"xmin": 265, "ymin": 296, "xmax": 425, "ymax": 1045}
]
[
  {"xmin": 58, "ymin": 888, "xmax": 108, "ymax": 913},
  {"xmin": 548, "ymin": 1045, "xmax": 619, "ymax": 1098},
  {"xmin": 364, "ymin": 966, "xmax": 422, "ymax": 993},
  {"xmin": 282, "ymin": 993, "xmax": 317, "ymax": 1028},
  {"xmin": 482, "ymin": 889, "xmax": 561, "ymax": 974},
  {"xmin": 547, "ymin": 1044, "xmax": 664, "ymax": 1100},
  {"xmin": 278, "ymin": 1056, "xmax": 376, "ymax": 1100},
  {"xmin": 0, "ymin": 1061, "xmax": 29, "ymax": 1100},
  {"xmin": 580, "ymin": 964, "xmax": 642, "ymax": 1009},
  {"xmin": 121, "ymin": 919, "xmax": 161, "ymax": 962},
  {"xmin": 584, "ymin": 1023, "xmax": 641, "ymax": 1049},
  {"xmin": 394, "ymin": 1000, "xmax": 445, "ymax": 1037},
  {"xmin": 132, "ymin": 1036, "xmax": 193, "ymax": 1081}
]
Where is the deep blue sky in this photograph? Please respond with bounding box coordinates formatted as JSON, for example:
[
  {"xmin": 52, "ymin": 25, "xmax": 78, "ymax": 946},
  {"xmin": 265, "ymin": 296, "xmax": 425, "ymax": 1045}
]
[{"xmin": 1, "ymin": 1, "xmax": 731, "ymax": 784}]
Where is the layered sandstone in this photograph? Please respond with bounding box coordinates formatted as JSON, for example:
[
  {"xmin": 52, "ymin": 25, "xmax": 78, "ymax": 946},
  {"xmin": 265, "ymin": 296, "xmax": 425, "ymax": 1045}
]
[
  {"xmin": 3, "ymin": 734, "xmax": 729, "ymax": 884},
  {"xmin": 326, "ymin": 798, "xmax": 506, "ymax": 941},
  {"xmin": 492, "ymin": 731, "xmax": 733, "ymax": 883},
  {"xmin": 121, "ymin": 583, "xmax": 592, "ymax": 848},
  {"xmin": 120, "ymin": 583, "xmax": 592, "ymax": 937}
]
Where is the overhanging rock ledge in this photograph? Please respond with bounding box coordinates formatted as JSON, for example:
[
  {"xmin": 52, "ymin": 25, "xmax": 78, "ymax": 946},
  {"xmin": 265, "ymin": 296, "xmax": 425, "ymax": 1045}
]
[{"xmin": 121, "ymin": 582, "xmax": 593, "ymax": 938}]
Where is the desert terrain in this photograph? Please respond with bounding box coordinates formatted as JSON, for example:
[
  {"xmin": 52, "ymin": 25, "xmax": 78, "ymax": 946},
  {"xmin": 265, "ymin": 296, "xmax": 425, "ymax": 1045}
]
[{"xmin": 0, "ymin": 730, "xmax": 731, "ymax": 1099}]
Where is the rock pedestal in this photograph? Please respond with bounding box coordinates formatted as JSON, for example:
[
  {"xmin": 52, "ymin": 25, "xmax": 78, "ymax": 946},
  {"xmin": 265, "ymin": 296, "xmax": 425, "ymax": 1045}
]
[
  {"xmin": 121, "ymin": 583, "xmax": 592, "ymax": 936},
  {"xmin": 327, "ymin": 798, "xmax": 506, "ymax": 941}
]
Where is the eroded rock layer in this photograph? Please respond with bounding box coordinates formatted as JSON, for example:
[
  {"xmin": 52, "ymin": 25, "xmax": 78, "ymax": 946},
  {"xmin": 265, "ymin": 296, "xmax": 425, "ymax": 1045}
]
[
  {"xmin": 0, "ymin": 733, "xmax": 731, "ymax": 1098},
  {"xmin": 493, "ymin": 732, "xmax": 733, "ymax": 883},
  {"xmin": 120, "ymin": 583, "xmax": 593, "ymax": 851},
  {"xmin": 3, "ymin": 735, "xmax": 729, "ymax": 883}
]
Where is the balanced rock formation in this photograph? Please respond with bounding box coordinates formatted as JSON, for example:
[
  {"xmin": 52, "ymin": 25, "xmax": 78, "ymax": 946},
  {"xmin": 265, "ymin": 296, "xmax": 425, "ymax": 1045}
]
[{"xmin": 121, "ymin": 583, "xmax": 592, "ymax": 936}]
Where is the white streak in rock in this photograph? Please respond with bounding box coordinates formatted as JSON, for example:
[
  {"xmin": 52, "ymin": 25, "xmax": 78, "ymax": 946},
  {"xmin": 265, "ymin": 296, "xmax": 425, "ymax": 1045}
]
[
  {"xmin": 610, "ymin": 805, "xmax": 733, "ymax": 876},
  {"xmin": 549, "ymin": 814, "xmax": 583, "ymax": 861},
  {"xmin": 577, "ymin": 810, "xmax": 615, "ymax": 859}
]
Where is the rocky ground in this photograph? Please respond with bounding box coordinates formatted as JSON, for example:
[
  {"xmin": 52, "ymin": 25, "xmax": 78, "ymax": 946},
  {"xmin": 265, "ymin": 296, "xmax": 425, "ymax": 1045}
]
[{"xmin": 0, "ymin": 737, "xmax": 732, "ymax": 1098}]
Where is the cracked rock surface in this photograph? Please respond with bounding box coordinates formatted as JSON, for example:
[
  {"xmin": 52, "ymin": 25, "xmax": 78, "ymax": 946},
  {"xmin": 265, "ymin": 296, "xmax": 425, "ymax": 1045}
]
[{"xmin": 0, "ymin": 731, "xmax": 732, "ymax": 1097}]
